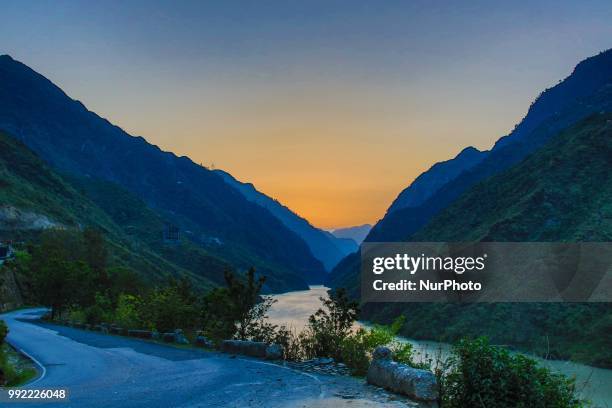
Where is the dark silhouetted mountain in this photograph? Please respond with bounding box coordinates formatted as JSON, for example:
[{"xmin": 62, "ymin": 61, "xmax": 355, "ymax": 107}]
[
  {"xmin": 367, "ymin": 48, "xmax": 612, "ymax": 243},
  {"xmin": 330, "ymin": 224, "xmax": 372, "ymax": 245},
  {"xmin": 364, "ymin": 113, "xmax": 612, "ymax": 368},
  {"xmin": 215, "ymin": 169, "xmax": 357, "ymax": 271},
  {"xmin": 412, "ymin": 113, "xmax": 612, "ymax": 242},
  {"xmin": 0, "ymin": 130, "xmax": 226, "ymax": 290},
  {"xmin": 387, "ymin": 147, "xmax": 487, "ymax": 213},
  {"xmin": 0, "ymin": 54, "xmax": 326, "ymax": 292},
  {"xmin": 329, "ymin": 48, "xmax": 612, "ymax": 294}
]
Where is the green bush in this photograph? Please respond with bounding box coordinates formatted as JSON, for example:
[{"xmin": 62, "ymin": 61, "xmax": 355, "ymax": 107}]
[
  {"xmin": 442, "ymin": 337, "xmax": 585, "ymax": 408},
  {"xmin": 201, "ymin": 268, "xmax": 279, "ymax": 343},
  {"xmin": 339, "ymin": 317, "xmax": 427, "ymax": 375},
  {"xmin": 0, "ymin": 344, "xmax": 37, "ymax": 386},
  {"xmin": 0, "ymin": 320, "xmax": 7, "ymax": 344},
  {"xmin": 300, "ymin": 288, "xmax": 360, "ymax": 360},
  {"xmin": 140, "ymin": 279, "xmax": 198, "ymax": 332},
  {"xmin": 82, "ymin": 293, "xmax": 114, "ymax": 324},
  {"xmin": 113, "ymin": 294, "xmax": 142, "ymax": 329},
  {"xmin": 340, "ymin": 326, "xmax": 392, "ymax": 375},
  {"xmin": 66, "ymin": 309, "xmax": 87, "ymax": 324}
]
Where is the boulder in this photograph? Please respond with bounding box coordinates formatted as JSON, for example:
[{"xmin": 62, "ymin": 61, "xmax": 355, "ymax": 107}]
[
  {"xmin": 367, "ymin": 346, "xmax": 438, "ymax": 403},
  {"xmin": 265, "ymin": 344, "xmax": 284, "ymax": 360},
  {"xmin": 174, "ymin": 329, "xmax": 189, "ymax": 345},
  {"xmin": 195, "ymin": 335, "xmax": 215, "ymax": 348}
]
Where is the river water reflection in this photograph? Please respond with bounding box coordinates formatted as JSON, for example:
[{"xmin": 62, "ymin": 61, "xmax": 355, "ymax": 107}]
[{"xmin": 268, "ymin": 286, "xmax": 612, "ymax": 407}]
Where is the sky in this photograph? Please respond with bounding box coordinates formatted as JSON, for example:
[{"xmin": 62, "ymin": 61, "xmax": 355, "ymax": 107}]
[{"xmin": 1, "ymin": 1, "xmax": 611, "ymax": 229}]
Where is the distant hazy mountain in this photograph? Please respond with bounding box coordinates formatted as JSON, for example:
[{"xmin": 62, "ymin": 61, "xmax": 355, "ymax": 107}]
[
  {"xmin": 330, "ymin": 224, "xmax": 371, "ymax": 245},
  {"xmin": 0, "ymin": 54, "xmax": 326, "ymax": 292},
  {"xmin": 215, "ymin": 170, "xmax": 357, "ymax": 271}
]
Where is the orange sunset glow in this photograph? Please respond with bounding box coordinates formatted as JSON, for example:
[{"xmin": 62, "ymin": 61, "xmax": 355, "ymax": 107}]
[{"xmin": 4, "ymin": 2, "xmax": 610, "ymax": 228}]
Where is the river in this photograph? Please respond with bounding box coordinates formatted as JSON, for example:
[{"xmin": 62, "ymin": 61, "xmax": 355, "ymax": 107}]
[{"xmin": 268, "ymin": 286, "xmax": 612, "ymax": 407}]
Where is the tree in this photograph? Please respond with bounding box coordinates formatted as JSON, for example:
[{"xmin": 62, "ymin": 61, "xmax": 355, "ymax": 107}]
[
  {"xmin": 301, "ymin": 288, "xmax": 360, "ymax": 359},
  {"xmin": 83, "ymin": 227, "xmax": 107, "ymax": 274},
  {"xmin": 201, "ymin": 268, "xmax": 277, "ymax": 342},
  {"xmin": 83, "ymin": 228, "xmax": 111, "ymax": 296},
  {"xmin": 30, "ymin": 229, "xmax": 99, "ymax": 318},
  {"xmin": 32, "ymin": 255, "xmax": 86, "ymax": 319},
  {"xmin": 141, "ymin": 278, "xmax": 198, "ymax": 332}
]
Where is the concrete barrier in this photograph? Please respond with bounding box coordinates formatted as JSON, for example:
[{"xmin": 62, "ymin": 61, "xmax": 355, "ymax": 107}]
[
  {"xmin": 161, "ymin": 329, "xmax": 189, "ymax": 344},
  {"xmin": 221, "ymin": 340, "xmax": 267, "ymax": 358},
  {"xmin": 220, "ymin": 340, "xmax": 284, "ymax": 360},
  {"xmin": 264, "ymin": 343, "xmax": 283, "ymax": 360},
  {"xmin": 127, "ymin": 329, "xmax": 153, "ymax": 339},
  {"xmin": 367, "ymin": 346, "xmax": 438, "ymax": 404}
]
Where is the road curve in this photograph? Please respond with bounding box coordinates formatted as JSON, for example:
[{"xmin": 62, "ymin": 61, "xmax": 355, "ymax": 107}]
[{"xmin": 2, "ymin": 309, "xmax": 417, "ymax": 408}]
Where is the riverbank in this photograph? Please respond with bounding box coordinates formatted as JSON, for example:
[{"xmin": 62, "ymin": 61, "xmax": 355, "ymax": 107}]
[{"xmin": 267, "ymin": 286, "xmax": 612, "ymax": 407}]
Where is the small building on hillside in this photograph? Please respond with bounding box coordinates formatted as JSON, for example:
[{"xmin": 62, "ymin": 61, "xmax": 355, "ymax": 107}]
[
  {"xmin": 0, "ymin": 243, "xmax": 14, "ymax": 265},
  {"xmin": 163, "ymin": 223, "xmax": 180, "ymax": 244}
]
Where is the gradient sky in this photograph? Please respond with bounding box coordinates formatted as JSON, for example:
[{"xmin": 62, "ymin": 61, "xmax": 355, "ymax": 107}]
[{"xmin": 1, "ymin": 1, "xmax": 611, "ymax": 228}]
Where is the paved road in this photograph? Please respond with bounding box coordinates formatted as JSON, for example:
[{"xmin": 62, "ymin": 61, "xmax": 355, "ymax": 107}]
[{"xmin": 2, "ymin": 309, "xmax": 418, "ymax": 408}]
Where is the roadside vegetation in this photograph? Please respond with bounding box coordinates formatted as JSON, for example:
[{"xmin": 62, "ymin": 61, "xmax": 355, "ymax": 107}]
[
  {"xmin": 0, "ymin": 320, "xmax": 37, "ymax": 387},
  {"xmin": 4, "ymin": 228, "xmax": 587, "ymax": 406}
]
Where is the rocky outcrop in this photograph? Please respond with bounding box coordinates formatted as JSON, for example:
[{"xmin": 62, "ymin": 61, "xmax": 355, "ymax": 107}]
[
  {"xmin": 0, "ymin": 267, "xmax": 24, "ymax": 312},
  {"xmin": 367, "ymin": 346, "xmax": 438, "ymax": 403},
  {"xmin": 0, "ymin": 206, "xmax": 60, "ymax": 231}
]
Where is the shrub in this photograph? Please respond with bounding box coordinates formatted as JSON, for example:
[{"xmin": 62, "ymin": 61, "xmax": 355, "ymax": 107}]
[
  {"xmin": 300, "ymin": 288, "xmax": 359, "ymax": 360},
  {"xmin": 67, "ymin": 309, "xmax": 87, "ymax": 324},
  {"xmin": 0, "ymin": 320, "xmax": 7, "ymax": 344},
  {"xmin": 113, "ymin": 294, "xmax": 142, "ymax": 329},
  {"xmin": 83, "ymin": 293, "xmax": 114, "ymax": 324},
  {"xmin": 201, "ymin": 268, "xmax": 277, "ymax": 343},
  {"xmin": 200, "ymin": 287, "xmax": 236, "ymax": 341},
  {"xmin": 0, "ymin": 344, "xmax": 37, "ymax": 386},
  {"xmin": 141, "ymin": 281, "xmax": 198, "ymax": 333},
  {"xmin": 339, "ymin": 316, "xmax": 427, "ymax": 375},
  {"xmin": 441, "ymin": 337, "xmax": 585, "ymax": 408}
]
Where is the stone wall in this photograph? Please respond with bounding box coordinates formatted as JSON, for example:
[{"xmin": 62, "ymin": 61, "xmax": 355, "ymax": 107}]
[{"xmin": 367, "ymin": 346, "xmax": 438, "ymax": 404}]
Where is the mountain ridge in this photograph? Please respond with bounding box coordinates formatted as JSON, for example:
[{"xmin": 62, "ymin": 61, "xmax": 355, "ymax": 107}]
[
  {"xmin": 365, "ymin": 48, "xmax": 612, "ymax": 243},
  {"xmin": 328, "ymin": 48, "xmax": 612, "ymax": 295},
  {"xmin": 0, "ymin": 54, "xmax": 326, "ymax": 292},
  {"xmin": 214, "ymin": 169, "xmax": 357, "ymax": 271},
  {"xmin": 362, "ymin": 113, "xmax": 612, "ymax": 367}
]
